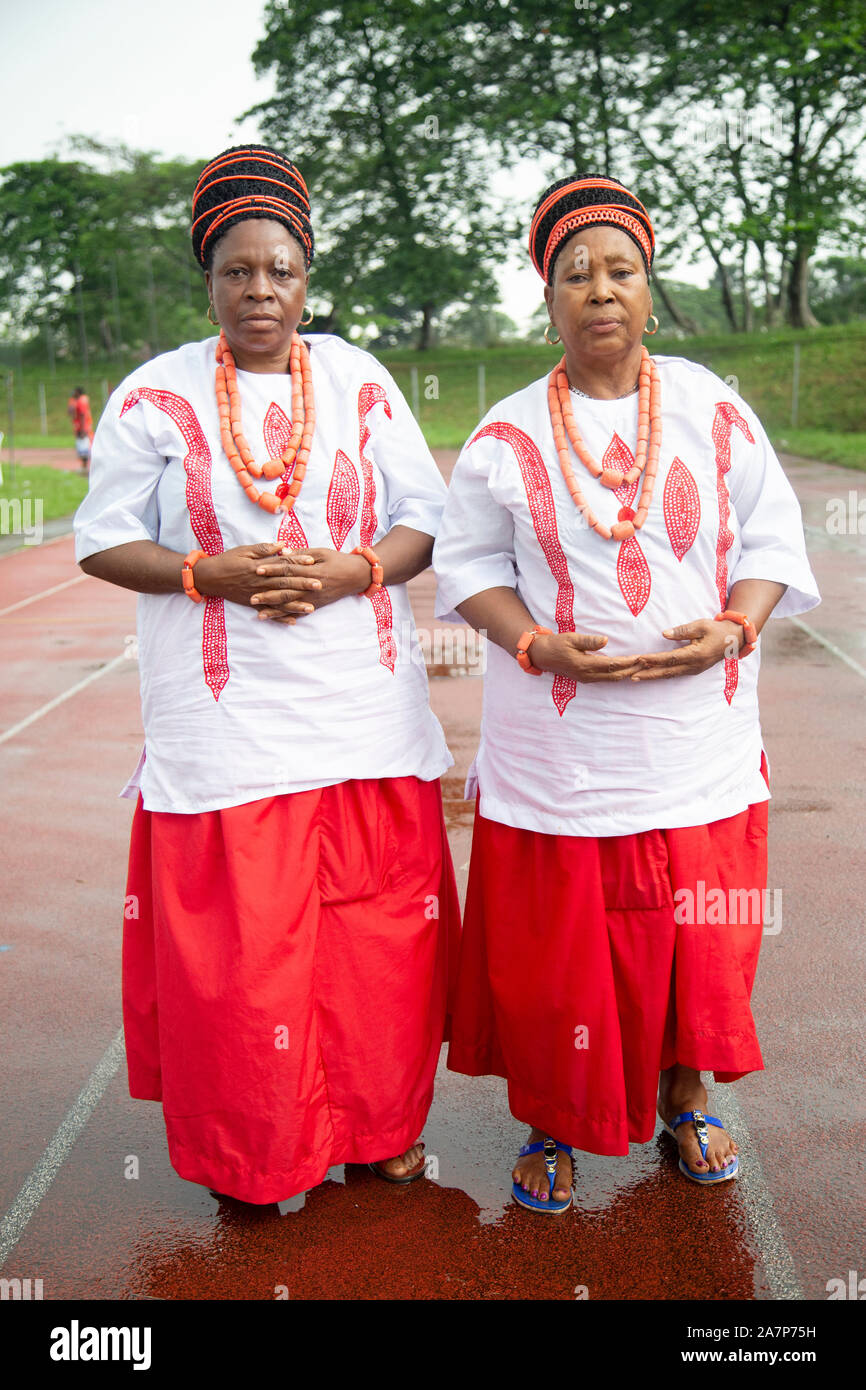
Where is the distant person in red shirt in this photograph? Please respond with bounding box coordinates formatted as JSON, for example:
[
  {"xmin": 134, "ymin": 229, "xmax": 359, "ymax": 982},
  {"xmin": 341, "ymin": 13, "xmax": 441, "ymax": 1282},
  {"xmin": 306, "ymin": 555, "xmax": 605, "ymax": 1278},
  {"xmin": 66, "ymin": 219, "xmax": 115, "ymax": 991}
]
[{"xmin": 68, "ymin": 387, "xmax": 94, "ymax": 471}]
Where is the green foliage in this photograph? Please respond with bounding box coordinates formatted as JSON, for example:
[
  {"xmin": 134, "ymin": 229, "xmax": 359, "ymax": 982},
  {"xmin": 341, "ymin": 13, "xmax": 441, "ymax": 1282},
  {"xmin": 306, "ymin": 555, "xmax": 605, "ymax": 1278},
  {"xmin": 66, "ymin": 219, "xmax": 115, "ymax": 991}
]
[
  {"xmin": 250, "ymin": 0, "xmax": 510, "ymax": 347},
  {"xmin": 0, "ymin": 464, "xmax": 89, "ymax": 522},
  {"xmin": 0, "ymin": 140, "xmax": 209, "ymax": 362},
  {"xmin": 462, "ymin": 0, "xmax": 866, "ymax": 329}
]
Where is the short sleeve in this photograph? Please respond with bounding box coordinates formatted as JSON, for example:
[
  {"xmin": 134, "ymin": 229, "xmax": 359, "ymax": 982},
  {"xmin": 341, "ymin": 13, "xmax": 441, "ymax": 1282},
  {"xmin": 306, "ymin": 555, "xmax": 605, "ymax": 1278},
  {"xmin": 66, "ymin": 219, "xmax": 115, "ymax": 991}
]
[
  {"xmin": 432, "ymin": 430, "xmax": 517, "ymax": 624},
  {"xmin": 74, "ymin": 380, "xmax": 167, "ymax": 563},
  {"xmin": 366, "ymin": 367, "xmax": 447, "ymax": 537},
  {"xmin": 726, "ymin": 406, "xmax": 820, "ymax": 619}
]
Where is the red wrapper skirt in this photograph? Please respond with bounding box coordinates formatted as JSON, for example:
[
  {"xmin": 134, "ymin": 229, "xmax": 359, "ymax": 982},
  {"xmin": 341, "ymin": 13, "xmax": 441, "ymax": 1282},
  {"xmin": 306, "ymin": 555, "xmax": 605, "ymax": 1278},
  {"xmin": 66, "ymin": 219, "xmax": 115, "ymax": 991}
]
[
  {"xmin": 448, "ymin": 762, "xmax": 770, "ymax": 1156},
  {"xmin": 123, "ymin": 776, "xmax": 460, "ymax": 1203}
]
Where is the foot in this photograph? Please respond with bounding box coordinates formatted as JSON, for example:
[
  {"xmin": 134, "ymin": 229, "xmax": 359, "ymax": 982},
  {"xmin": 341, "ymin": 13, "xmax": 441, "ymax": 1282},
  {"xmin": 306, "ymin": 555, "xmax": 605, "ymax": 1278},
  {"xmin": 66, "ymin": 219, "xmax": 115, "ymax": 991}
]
[
  {"xmin": 657, "ymin": 1065, "xmax": 739, "ymax": 1176},
  {"xmin": 512, "ymin": 1127, "xmax": 573, "ymax": 1204},
  {"xmin": 372, "ymin": 1141, "xmax": 425, "ymax": 1180}
]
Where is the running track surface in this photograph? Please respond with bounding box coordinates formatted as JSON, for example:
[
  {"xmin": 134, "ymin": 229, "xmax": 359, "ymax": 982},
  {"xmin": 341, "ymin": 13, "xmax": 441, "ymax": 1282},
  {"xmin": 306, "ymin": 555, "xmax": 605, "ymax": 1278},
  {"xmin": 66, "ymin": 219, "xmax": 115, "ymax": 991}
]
[{"xmin": 0, "ymin": 451, "xmax": 863, "ymax": 1302}]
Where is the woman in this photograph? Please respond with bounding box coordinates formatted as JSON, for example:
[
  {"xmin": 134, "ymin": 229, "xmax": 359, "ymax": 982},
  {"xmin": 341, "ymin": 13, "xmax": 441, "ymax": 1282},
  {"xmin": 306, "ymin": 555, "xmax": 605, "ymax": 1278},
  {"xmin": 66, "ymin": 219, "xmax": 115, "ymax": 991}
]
[
  {"xmin": 74, "ymin": 145, "xmax": 459, "ymax": 1203},
  {"xmin": 433, "ymin": 176, "xmax": 819, "ymax": 1212}
]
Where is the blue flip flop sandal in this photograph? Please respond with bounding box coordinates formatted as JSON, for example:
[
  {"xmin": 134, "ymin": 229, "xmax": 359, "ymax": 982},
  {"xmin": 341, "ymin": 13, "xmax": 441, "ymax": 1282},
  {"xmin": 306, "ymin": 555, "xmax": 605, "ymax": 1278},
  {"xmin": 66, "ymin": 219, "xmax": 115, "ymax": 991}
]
[
  {"xmin": 512, "ymin": 1137, "xmax": 574, "ymax": 1213},
  {"xmin": 662, "ymin": 1109, "xmax": 739, "ymax": 1184}
]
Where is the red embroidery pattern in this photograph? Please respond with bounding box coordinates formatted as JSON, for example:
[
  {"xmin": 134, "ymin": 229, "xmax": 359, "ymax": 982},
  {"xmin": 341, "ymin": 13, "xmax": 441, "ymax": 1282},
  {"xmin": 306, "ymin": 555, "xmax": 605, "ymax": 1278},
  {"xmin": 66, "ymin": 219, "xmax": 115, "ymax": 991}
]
[
  {"xmin": 120, "ymin": 388, "xmax": 229, "ymax": 701},
  {"xmin": 604, "ymin": 434, "xmax": 651, "ymax": 616},
  {"xmin": 263, "ymin": 400, "xmax": 310, "ymax": 550},
  {"xmin": 326, "ymin": 449, "xmax": 361, "ymax": 551},
  {"xmin": 263, "ymin": 401, "xmax": 296, "ymax": 480},
  {"xmin": 663, "ymin": 456, "xmax": 701, "ymax": 561},
  {"xmin": 617, "ymin": 537, "xmax": 652, "ymax": 617},
  {"xmin": 712, "ymin": 402, "xmax": 755, "ymax": 704},
  {"xmin": 471, "ymin": 421, "xmax": 577, "ymax": 715},
  {"xmin": 358, "ymin": 384, "xmax": 395, "ymax": 673}
]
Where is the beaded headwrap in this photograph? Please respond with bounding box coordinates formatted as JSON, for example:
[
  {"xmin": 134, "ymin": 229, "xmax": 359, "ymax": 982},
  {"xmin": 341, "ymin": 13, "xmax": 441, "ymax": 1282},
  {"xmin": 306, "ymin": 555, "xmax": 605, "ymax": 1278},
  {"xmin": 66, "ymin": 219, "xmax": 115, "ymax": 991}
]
[
  {"xmin": 191, "ymin": 144, "xmax": 314, "ymax": 269},
  {"xmin": 530, "ymin": 176, "xmax": 654, "ymax": 283}
]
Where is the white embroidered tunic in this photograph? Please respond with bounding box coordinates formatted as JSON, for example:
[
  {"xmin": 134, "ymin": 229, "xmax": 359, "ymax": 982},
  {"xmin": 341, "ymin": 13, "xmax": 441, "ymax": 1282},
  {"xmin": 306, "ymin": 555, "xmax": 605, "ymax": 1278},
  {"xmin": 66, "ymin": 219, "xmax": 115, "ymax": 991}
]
[
  {"xmin": 74, "ymin": 334, "xmax": 453, "ymax": 813},
  {"xmin": 433, "ymin": 355, "xmax": 820, "ymax": 837}
]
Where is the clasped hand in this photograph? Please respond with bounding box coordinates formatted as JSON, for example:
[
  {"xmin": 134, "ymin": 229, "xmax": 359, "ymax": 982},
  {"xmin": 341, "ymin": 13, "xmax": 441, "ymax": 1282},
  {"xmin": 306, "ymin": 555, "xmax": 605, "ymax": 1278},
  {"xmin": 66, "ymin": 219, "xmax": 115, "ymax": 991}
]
[
  {"xmin": 533, "ymin": 618, "xmax": 744, "ymax": 684},
  {"xmin": 195, "ymin": 543, "xmax": 370, "ymax": 624}
]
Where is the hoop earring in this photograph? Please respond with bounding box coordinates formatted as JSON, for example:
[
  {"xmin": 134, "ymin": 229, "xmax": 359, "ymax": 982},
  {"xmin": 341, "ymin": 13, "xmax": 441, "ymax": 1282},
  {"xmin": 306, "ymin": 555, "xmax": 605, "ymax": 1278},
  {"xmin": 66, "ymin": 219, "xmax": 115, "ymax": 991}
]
[
  {"xmin": 207, "ymin": 301, "xmax": 219, "ymax": 327},
  {"xmin": 544, "ymin": 322, "xmax": 561, "ymax": 346},
  {"xmin": 644, "ymin": 314, "xmax": 659, "ymax": 335},
  {"xmin": 299, "ymin": 306, "xmax": 314, "ymax": 326}
]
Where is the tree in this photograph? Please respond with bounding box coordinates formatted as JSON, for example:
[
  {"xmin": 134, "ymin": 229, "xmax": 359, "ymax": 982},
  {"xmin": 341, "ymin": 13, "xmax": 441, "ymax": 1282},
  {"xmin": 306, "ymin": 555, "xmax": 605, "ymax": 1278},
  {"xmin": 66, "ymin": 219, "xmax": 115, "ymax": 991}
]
[
  {"xmin": 0, "ymin": 140, "xmax": 207, "ymax": 361},
  {"xmin": 249, "ymin": 0, "xmax": 508, "ymax": 348},
  {"xmin": 633, "ymin": 0, "xmax": 866, "ymax": 328},
  {"xmin": 462, "ymin": 0, "xmax": 866, "ymax": 330}
]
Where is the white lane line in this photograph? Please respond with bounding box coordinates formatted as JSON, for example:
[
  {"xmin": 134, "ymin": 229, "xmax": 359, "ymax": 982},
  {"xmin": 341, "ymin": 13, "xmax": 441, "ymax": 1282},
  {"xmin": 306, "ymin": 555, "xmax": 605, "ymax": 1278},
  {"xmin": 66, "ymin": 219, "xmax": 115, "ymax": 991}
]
[
  {"xmin": 0, "ymin": 1029, "xmax": 125, "ymax": 1271},
  {"xmin": 718, "ymin": 1089, "xmax": 804, "ymax": 1300},
  {"xmin": 0, "ymin": 652, "xmax": 128, "ymax": 747},
  {"xmin": 0, "ymin": 574, "xmax": 87, "ymax": 618},
  {"xmin": 791, "ymin": 616, "xmax": 866, "ymax": 682}
]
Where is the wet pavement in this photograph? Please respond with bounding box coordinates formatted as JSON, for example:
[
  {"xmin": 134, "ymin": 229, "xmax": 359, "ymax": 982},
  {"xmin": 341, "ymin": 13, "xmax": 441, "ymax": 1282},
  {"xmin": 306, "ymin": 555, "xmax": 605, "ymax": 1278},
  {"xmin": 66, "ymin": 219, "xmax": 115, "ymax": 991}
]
[{"xmin": 0, "ymin": 449, "xmax": 864, "ymax": 1311}]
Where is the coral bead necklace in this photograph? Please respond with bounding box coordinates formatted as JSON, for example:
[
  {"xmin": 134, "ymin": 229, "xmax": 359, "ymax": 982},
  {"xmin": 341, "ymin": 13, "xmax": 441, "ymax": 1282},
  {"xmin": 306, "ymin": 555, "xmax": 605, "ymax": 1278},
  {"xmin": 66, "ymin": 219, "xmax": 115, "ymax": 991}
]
[
  {"xmin": 215, "ymin": 329, "xmax": 315, "ymax": 515},
  {"xmin": 547, "ymin": 344, "xmax": 662, "ymax": 541}
]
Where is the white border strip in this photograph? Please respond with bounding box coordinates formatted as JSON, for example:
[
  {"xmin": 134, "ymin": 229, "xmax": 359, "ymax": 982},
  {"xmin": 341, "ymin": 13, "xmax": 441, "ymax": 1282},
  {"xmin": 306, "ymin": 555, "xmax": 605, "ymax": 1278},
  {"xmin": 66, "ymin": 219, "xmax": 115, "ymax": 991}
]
[
  {"xmin": 790, "ymin": 616, "xmax": 866, "ymax": 682},
  {"xmin": 0, "ymin": 574, "xmax": 87, "ymax": 618},
  {"xmin": 716, "ymin": 1090, "xmax": 804, "ymax": 1299},
  {"xmin": 0, "ymin": 1029, "xmax": 125, "ymax": 1270},
  {"xmin": 0, "ymin": 652, "xmax": 127, "ymax": 746}
]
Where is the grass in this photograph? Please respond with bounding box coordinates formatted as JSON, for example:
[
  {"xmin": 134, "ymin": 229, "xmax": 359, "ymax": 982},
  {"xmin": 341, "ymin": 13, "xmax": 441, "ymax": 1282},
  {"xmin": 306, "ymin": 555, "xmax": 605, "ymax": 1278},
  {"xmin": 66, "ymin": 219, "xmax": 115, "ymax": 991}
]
[
  {"xmin": 768, "ymin": 428, "xmax": 866, "ymax": 470},
  {"xmin": 0, "ymin": 464, "xmax": 88, "ymax": 524},
  {"xmin": 3, "ymin": 321, "xmax": 865, "ymax": 471},
  {"xmin": 8, "ymin": 433, "xmax": 76, "ymax": 450}
]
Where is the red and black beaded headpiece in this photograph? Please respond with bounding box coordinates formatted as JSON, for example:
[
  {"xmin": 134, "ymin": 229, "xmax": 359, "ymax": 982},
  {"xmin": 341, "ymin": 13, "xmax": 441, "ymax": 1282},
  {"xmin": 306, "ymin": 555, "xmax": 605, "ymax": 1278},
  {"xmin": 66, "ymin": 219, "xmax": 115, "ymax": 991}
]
[
  {"xmin": 529, "ymin": 175, "xmax": 654, "ymax": 283},
  {"xmin": 191, "ymin": 144, "xmax": 314, "ymax": 270}
]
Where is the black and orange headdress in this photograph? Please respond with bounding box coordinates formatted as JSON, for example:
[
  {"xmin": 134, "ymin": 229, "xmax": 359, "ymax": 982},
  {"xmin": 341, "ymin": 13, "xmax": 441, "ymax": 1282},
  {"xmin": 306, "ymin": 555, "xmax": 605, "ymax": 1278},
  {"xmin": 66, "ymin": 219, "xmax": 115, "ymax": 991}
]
[
  {"xmin": 191, "ymin": 144, "xmax": 314, "ymax": 269},
  {"xmin": 529, "ymin": 176, "xmax": 654, "ymax": 282}
]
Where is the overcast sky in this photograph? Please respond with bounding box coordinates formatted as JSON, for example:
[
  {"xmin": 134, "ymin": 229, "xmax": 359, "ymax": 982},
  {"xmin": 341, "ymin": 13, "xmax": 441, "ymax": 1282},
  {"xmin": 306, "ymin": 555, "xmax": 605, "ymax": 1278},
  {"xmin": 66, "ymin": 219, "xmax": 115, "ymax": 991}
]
[{"xmin": 1, "ymin": 0, "xmax": 707, "ymax": 331}]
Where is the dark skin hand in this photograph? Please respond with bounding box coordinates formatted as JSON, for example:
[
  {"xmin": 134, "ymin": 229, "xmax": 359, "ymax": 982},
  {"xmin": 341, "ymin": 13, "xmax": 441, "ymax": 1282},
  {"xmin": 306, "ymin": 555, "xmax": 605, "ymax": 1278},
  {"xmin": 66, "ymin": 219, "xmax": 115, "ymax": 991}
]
[
  {"xmin": 457, "ymin": 580, "xmax": 787, "ymax": 686},
  {"xmin": 248, "ymin": 526, "xmax": 433, "ymax": 622},
  {"xmin": 79, "ymin": 527, "xmax": 434, "ymax": 623}
]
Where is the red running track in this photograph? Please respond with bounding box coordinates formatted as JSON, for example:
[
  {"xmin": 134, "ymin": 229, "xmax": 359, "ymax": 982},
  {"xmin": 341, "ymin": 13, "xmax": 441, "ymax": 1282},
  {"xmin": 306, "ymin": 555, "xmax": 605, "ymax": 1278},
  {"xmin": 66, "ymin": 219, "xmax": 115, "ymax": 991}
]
[{"xmin": 0, "ymin": 454, "xmax": 863, "ymax": 1302}]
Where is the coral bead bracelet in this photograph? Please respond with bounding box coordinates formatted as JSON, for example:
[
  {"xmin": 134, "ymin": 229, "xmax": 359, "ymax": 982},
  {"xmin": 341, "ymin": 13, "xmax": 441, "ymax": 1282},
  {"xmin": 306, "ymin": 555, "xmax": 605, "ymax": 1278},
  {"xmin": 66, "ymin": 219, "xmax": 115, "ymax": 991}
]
[
  {"xmin": 182, "ymin": 548, "xmax": 208, "ymax": 603},
  {"xmin": 714, "ymin": 609, "xmax": 757, "ymax": 657},
  {"xmin": 352, "ymin": 545, "xmax": 384, "ymax": 597},
  {"xmin": 516, "ymin": 626, "xmax": 551, "ymax": 674}
]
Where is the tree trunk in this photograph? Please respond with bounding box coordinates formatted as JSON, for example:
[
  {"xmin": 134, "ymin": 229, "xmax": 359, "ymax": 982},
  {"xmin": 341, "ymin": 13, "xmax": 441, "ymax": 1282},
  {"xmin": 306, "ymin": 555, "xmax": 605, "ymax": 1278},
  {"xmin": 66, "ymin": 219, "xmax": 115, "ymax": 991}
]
[
  {"xmin": 786, "ymin": 244, "xmax": 819, "ymax": 328},
  {"xmin": 651, "ymin": 273, "xmax": 699, "ymax": 335},
  {"xmin": 417, "ymin": 301, "xmax": 435, "ymax": 351},
  {"xmin": 99, "ymin": 315, "xmax": 114, "ymax": 355},
  {"xmin": 757, "ymin": 245, "xmax": 781, "ymax": 327},
  {"xmin": 741, "ymin": 246, "xmax": 754, "ymax": 332},
  {"xmin": 718, "ymin": 264, "xmax": 740, "ymax": 332}
]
